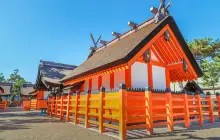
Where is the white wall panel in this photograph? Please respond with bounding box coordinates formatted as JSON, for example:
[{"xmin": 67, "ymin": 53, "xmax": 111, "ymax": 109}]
[
  {"xmin": 131, "ymin": 62, "xmax": 148, "ymax": 88},
  {"xmin": 44, "ymin": 91, "xmax": 50, "ymax": 99},
  {"xmin": 152, "ymin": 65, "xmax": 166, "ymax": 90},
  {"xmin": 102, "ymin": 74, "xmax": 110, "ymax": 89},
  {"xmin": 114, "ymin": 70, "xmax": 125, "ymax": 88}
]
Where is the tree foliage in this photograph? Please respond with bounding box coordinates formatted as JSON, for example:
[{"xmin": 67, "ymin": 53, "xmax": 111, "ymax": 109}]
[
  {"xmin": 188, "ymin": 38, "xmax": 220, "ymax": 93},
  {"xmin": 0, "ymin": 69, "xmax": 31, "ymax": 101},
  {"xmin": 7, "ymin": 69, "xmax": 31, "ymax": 96},
  {"xmin": 0, "ymin": 73, "xmax": 5, "ymax": 83}
]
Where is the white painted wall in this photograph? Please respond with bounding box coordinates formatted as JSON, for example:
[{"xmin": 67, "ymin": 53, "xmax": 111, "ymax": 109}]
[
  {"xmin": 84, "ymin": 79, "xmax": 89, "ymax": 90},
  {"xmin": 131, "ymin": 62, "xmax": 148, "ymax": 88},
  {"xmin": 92, "ymin": 77, "xmax": 98, "ymax": 90},
  {"xmin": 152, "ymin": 65, "xmax": 166, "ymax": 90},
  {"xmin": 44, "ymin": 91, "xmax": 50, "ymax": 99},
  {"xmin": 102, "ymin": 74, "xmax": 110, "ymax": 89},
  {"xmin": 114, "ymin": 70, "xmax": 125, "ymax": 88}
]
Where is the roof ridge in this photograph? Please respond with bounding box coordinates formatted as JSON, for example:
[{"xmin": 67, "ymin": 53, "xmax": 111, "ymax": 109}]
[
  {"xmin": 40, "ymin": 60, "xmax": 77, "ymax": 69},
  {"xmin": 0, "ymin": 83, "xmax": 13, "ymax": 86},
  {"xmin": 95, "ymin": 17, "xmax": 155, "ymax": 53}
]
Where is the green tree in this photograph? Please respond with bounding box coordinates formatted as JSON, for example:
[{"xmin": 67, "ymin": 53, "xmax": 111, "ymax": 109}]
[
  {"xmin": 7, "ymin": 69, "xmax": 31, "ymax": 101},
  {"xmin": 199, "ymin": 59, "xmax": 220, "ymax": 94},
  {"xmin": 0, "ymin": 73, "xmax": 5, "ymax": 83},
  {"xmin": 188, "ymin": 38, "xmax": 220, "ymax": 93}
]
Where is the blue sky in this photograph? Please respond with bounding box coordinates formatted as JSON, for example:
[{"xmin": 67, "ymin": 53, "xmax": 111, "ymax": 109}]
[{"xmin": 0, "ymin": 0, "xmax": 220, "ymax": 83}]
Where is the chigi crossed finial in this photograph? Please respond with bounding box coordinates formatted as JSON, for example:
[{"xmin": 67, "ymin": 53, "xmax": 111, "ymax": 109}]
[{"xmin": 150, "ymin": 0, "xmax": 171, "ymax": 23}]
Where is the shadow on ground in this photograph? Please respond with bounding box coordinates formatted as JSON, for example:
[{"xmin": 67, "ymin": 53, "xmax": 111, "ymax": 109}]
[{"xmin": 0, "ymin": 108, "xmax": 220, "ymax": 140}]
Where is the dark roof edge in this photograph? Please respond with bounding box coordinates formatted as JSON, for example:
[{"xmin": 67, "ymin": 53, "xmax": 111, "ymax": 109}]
[
  {"xmin": 61, "ymin": 58, "xmax": 126, "ymax": 83},
  {"xmin": 168, "ymin": 16, "xmax": 203, "ymax": 77},
  {"xmin": 62, "ymin": 16, "xmax": 202, "ymax": 83},
  {"xmin": 40, "ymin": 60, "xmax": 77, "ymax": 69}
]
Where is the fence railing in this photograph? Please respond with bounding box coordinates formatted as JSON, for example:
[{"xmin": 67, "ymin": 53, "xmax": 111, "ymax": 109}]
[
  {"xmin": 23, "ymin": 99, "xmax": 47, "ymax": 111},
  {"xmin": 47, "ymin": 84, "xmax": 220, "ymax": 140},
  {"xmin": 0, "ymin": 102, "xmax": 7, "ymax": 111}
]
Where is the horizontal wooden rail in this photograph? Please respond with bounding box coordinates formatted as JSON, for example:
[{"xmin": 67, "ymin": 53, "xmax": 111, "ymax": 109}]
[{"xmin": 47, "ymin": 85, "xmax": 220, "ymax": 140}]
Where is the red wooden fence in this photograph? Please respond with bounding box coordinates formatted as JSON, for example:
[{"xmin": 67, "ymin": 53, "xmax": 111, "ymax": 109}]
[{"xmin": 47, "ymin": 84, "xmax": 220, "ymax": 140}]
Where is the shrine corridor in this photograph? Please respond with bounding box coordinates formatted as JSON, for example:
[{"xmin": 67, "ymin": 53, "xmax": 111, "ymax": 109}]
[{"xmin": 0, "ymin": 108, "xmax": 220, "ymax": 140}]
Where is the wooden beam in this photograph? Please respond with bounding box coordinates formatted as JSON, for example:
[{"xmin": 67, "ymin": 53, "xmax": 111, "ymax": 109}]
[
  {"xmin": 159, "ymin": 37, "xmax": 176, "ymax": 63},
  {"xmin": 89, "ymin": 79, "xmax": 92, "ymax": 90},
  {"xmin": 165, "ymin": 68, "xmax": 170, "ymax": 88},
  {"xmin": 110, "ymin": 73, "xmax": 114, "ymax": 89},
  {"xmin": 167, "ymin": 62, "xmax": 182, "ymax": 70},
  {"xmin": 148, "ymin": 63, "xmax": 153, "ymax": 88},
  {"xmin": 167, "ymin": 25, "xmax": 197, "ymax": 78},
  {"xmin": 153, "ymin": 43, "xmax": 169, "ymax": 64},
  {"xmin": 125, "ymin": 68, "xmax": 131, "ymax": 88},
  {"xmin": 151, "ymin": 60, "xmax": 166, "ymax": 67},
  {"xmin": 151, "ymin": 46, "xmax": 164, "ymax": 63}
]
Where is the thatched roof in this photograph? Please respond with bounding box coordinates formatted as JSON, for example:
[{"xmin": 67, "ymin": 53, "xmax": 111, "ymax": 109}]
[
  {"xmin": 62, "ymin": 16, "xmax": 202, "ymax": 82},
  {"xmin": 35, "ymin": 60, "xmax": 77, "ymax": 90},
  {"xmin": 20, "ymin": 84, "xmax": 35, "ymax": 96},
  {"xmin": 0, "ymin": 83, "xmax": 12, "ymax": 96}
]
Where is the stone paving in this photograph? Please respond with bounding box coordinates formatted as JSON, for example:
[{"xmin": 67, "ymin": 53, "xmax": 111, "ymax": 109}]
[{"xmin": 0, "ymin": 108, "xmax": 220, "ymax": 140}]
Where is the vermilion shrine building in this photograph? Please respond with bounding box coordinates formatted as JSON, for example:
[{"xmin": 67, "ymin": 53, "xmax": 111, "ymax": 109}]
[{"xmin": 61, "ymin": 16, "xmax": 202, "ymax": 92}]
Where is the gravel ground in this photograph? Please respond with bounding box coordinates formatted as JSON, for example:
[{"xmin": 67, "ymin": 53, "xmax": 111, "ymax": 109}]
[{"xmin": 0, "ymin": 108, "xmax": 220, "ymax": 140}]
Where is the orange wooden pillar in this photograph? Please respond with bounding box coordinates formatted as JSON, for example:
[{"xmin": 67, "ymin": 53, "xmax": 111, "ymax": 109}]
[
  {"xmin": 206, "ymin": 92, "xmax": 214, "ymax": 123},
  {"xmin": 89, "ymin": 79, "xmax": 92, "ymax": 90},
  {"xmin": 166, "ymin": 88, "xmax": 174, "ymax": 131},
  {"xmin": 85, "ymin": 90, "xmax": 91, "ymax": 128},
  {"xmin": 148, "ymin": 63, "xmax": 153, "ymax": 88},
  {"xmin": 47, "ymin": 97, "xmax": 50, "ymax": 116},
  {"xmin": 165, "ymin": 69, "xmax": 170, "ymax": 88},
  {"xmin": 4, "ymin": 102, "xmax": 7, "ymax": 112},
  {"xmin": 216, "ymin": 93, "xmax": 220, "ymax": 120},
  {"xmin": 125, "ymin": 68, "xmax": 131, "ymax": 88},
  {"xmin": 110, "ymin": 73, "xmax": 114, "ymax": 89},
  {"xmin": 119, "ymin": 83, "xmax": 126, "ymax": 140},
  {"xmin": 183, "ymin": 90, "xmax": 190, "ymax": 128},
  {"xmin": 195, "ymin": 91, "xmax": 203, "ymax": 126},
  {"xmin": 66, "ymin": 93, "xmax": 71, "ymax": 122},
  {"xmin": 60, "ymin": 95, "xmax": 64, "ymax": 121},
  {"xmin": 99, "ymin": 87, "xmax": 105, "ymax": 133},
  {"xmin": 74, "ymin": 91, "xmax": 80, "ymax": 125},
  {"xmin": 51, "ymin": 96, "xmax": 55, "ymax": 117},
  {"xmin": 145, "ymin": 86, "xmax": 153, "ymax": 135},
  {"xmin": 55, "ymin": 95, "xmax": 58, "ymax": 118}
]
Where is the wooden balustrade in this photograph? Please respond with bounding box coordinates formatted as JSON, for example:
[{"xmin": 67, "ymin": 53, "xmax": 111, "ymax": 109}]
[{"xmin": 46, "ymin": 86, "xmax": 220, "ymax": 140}]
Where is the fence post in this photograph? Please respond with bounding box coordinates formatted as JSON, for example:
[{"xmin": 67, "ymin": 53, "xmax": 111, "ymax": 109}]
[
  {"xmin": 195, "ymin": 91, "xmax": 203, "ymax": 126},
  {"xmin": 47, "ymin": 96, "xmax": 50, "ymax": 116},
  {"xmin": 206, "ymin": 92, "xmax": 214, "ymax": 123},
  {"xmin": 74, "ymin": 91, "xmax": 79, "ymax": 125},
  {"xmin": 99, "ymin": 87, "xmax": 105, "ymax": 133},
  {"xmin": 55, "ymin": 95, "xmax": 58, "ymax": 118},
  {"xmin": 85, "ymin": 89, "xmax": 91, "ymax": 128},
  {"xmin": 216, "ymin": 93, "xmax": 220, "ymax": 120},
  {"xmin": 145, "ymin": 86, "xmax": 153, "ymax": 135},
  {"xmin": 4, "ymin": 102, "xmax": 6, "ymax": 112},
  {"xmin": 66, "ymin": 93, "xmax": 71, "ymax": 122},
  {"xmin": 166, "ymin": 88, "xmax": 174, "ymax": 131},
  {"xmin": 51, "ymin": 96, "xmax": 54, "ymax": 117},
  {"xmin": 119, "ymin": 83, "xmax": 126, "ymax": 140},
  {"xmin": 60, "ymin": 95, "xmax": 64, "ymax": 121},
  {"xmin": 183, "ymin": 90, "xmax": 190, "ymax": 128}
]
